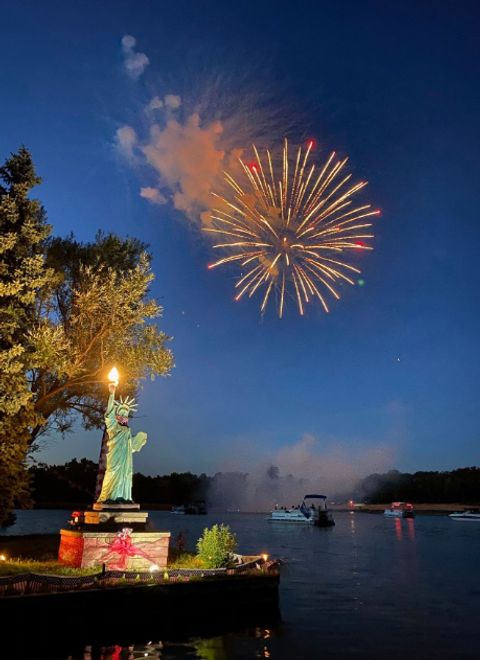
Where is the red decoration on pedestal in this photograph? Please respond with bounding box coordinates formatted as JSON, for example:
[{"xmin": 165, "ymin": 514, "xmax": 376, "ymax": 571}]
[{"xmin": 99, "ymin": 528, "xmax": 155, "ymax": 570}]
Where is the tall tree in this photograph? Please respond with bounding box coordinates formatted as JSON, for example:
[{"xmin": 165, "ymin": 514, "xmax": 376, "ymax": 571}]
[
  {"xmin": 0, "ymin": 148, "xmax": 174, "ymax": 526},
  {"xmin": 29, "ymin": 232, "xmax": 174, "ymax": 443},
  {"xmin": 0, "ymin": 147, "xmax": 55, "ymax": 524}
]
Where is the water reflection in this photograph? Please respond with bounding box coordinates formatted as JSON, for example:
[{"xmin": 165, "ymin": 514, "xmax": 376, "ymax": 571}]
[
  {"xmin": 395, "ymin": 517, "xmax": 403, "ymax": 541},
  {"xmin": 391, "ymin": 516, "xmax": 416, "ymax": 543},
  {"xmin": 348, "ymin": 512, "xmax": 362, "ymax": 610},
  {"xmin": 406, "ymin": 517, "xmax": 415, "ymax": 541},
  {"xmin": 77, "ymin": 629, "xmax": 274, "ymax": 660},
  {"xmin": 6, "ymin": 511, "xmax": 480, "ymax": 658},
  {"xmin": 80, "ymin": 642, "xmax": 162, "ymax": 660},
  {"xmin": 349, "ymin": 511, "xmax": 356, "ymax": 535}
]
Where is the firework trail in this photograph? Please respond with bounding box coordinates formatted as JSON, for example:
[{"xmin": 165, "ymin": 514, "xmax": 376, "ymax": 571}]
[{"xmin": 206, "ymin": 139, "xmax": 379, "ymax": 317}]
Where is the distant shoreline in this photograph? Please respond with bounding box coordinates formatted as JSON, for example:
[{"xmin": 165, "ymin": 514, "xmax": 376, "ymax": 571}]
[
  {"xmin": 331, "ymin": 503, "xmax": 479, "ymax": 513},
  {"xmin": 13, "ymin": 502, "xmax": 480, "ymax": 515}
]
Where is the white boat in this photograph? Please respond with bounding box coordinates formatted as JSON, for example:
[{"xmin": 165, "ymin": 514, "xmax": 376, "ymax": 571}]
[
  {"xmin": 384, "ymin": 502, "xmax": 415, "ymax": 518},
  {"xmin": 449, "ymin": 509, "xmax": 480, "ymax": 521},
  {"xmin": 171, "ymin": 500, "xmax": 207, "ymax": 515},
  {"xmin": 268, "ymin": 494, "xmax": 335, "ymax": 527}
]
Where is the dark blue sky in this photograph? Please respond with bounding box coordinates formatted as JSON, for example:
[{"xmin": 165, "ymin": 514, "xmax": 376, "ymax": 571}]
[{"xmin": 1, "ymin": 1, "xmax": 479, "ymax": 477}]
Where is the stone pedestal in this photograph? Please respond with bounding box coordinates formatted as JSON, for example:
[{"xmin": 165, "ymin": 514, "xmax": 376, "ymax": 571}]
[
  {"xmin": 85, "ymin": 503, "xmax": 148, "ymax": 526},
  {"xmin": 58, "ymin": 503, "xmax": 170, "ymax": 570},
  {"xmin": 59, "ymin": 528, "xmax": 170, "ymax": 570}
]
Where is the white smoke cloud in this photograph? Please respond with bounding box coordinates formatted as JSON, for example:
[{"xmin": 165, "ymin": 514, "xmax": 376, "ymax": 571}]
[
  {"xmin": 140, "ymin": 186, "xmax": 167, "ymax": 205},
  {"xmin": 209, "ymin": 433, "xmax": 397, "ymax": 511},
  {"xmin": 118, "ymin": 105, "xmax": 253, "ymax": 226},
  {"xmin": 146, "ymin": 96, "xmax": 164, "ymax": 112},
  {"xmin": 164, "ymin": 94, "xmax": 182, "ymax": 110},
  {"xmin": 121, "ymin": 34, "xmax": 149, "ymax": 79},
  {"xmin": 141, "ymin": 113, "xmax": 226, "ymax": 223},
  {"xmin": 145, "ymin": 95, "xmax": 182, "ymax": 114},
  {"xmin": 275, "ymin": 434, "xmax": 394, "ymax": 492},
  {"xmin": 115, "ymin": 125, "xmax": 138, "ymax": 159},
  {"xmin": 116, "ymin": 41, "xmax": 296, "ymax": 226}
]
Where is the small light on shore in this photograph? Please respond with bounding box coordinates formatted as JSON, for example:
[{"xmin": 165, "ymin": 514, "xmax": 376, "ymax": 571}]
[
  {"xmin": 261, "ymin": 553, "xmax": 269, "ymax": 562},
  {"xmin": 0, "ymin": 554, "xmax": 6, "ymax": 561}
]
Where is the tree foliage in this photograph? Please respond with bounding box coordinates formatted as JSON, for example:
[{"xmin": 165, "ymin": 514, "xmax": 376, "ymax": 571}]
[
  {"xmin": 30, "ymin": 458, "xmax": 98, "ymax": 504},
  {"xmin": 29, "ymin": 460, "xmax": 210, "ymax": 506},
  {"xmin": 0, "ymin": 147, "xmax": 56, "ymax": 524},
  {"xmin": 0, "ymin": 147, "xmax": 174, "ymax": 525},
  {"xmin": 30, "ymin": 232, "xmax": 173, "ymax": 442},
  {"xmin": 356, "ymin": 467, "xmax": 480, "ymax": 504}
]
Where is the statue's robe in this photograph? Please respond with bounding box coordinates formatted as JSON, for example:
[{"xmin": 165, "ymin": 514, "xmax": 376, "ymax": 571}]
[{"xmin": 97, "ymin": 393, "xmax": 147, "ymax": 502}]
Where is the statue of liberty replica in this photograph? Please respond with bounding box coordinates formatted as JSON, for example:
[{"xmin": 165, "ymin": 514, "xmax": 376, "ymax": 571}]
[
  {"xmin": 96, "ymin": 372, "xmax": 147, "ymax": 503},
  {"xmin": 58, "ymin": 366, "xmax": 171, "ymax": 570}
]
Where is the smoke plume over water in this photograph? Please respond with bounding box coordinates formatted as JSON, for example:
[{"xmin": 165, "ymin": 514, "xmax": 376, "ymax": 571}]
[{"xmin": 208, "ymin": 434, "xmax": 396, "ymax": 511}]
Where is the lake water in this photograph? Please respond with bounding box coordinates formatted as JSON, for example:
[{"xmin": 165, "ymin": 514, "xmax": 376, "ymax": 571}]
[{"xmin": 2, "ymin": 509, "xmax": 480, "ymax": 659}]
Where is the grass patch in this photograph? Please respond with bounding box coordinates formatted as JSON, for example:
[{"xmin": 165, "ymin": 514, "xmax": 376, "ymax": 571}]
[
  {"xmin": 167, "ymin": 551, "xmax": 207, "ymax": 570},
  {"xmin": 0, "ymin": 543, "xmax": 207, "ymax": 576},
  {"xmin": 0, "ymin": 536, "xmax": 213, "ymax": 575},
  {"xmin": 0, "ymin": 559, "xmax": 99, "ymax": 576}
]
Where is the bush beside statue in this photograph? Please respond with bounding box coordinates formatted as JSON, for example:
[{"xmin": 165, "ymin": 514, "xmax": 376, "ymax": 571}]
[{"xmin": 196, "ymin": 524, "xmax": 237, "ymax": 568}]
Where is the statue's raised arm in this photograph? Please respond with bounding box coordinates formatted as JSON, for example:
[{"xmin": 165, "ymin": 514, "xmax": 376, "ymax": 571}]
[{"xmin": 105, "ymin": 383, "xmax": 118, "ymax": 431}]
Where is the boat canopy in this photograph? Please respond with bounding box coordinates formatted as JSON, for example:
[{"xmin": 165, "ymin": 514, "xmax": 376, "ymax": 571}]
[{"xmin": 304, "ymin": 494, "xmax": 327, "ymax": 499}]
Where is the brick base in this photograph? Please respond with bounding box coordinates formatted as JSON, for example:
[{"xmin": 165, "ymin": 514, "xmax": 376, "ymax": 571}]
[{"xmin": 59, "ymin": 529, "xmax": 170, "ymax": 571}]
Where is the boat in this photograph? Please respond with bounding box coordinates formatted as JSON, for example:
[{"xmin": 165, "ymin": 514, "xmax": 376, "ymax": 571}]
[
  {"xmin": 171, "ymin": 500, "xmax": 207, "ymax": 515},
  {"xmin": 184, "ymin": 500, "xmax": 207, "ymax": 515},
  {"xmin": 449, "ymin": 508, "xmax": 480, "ymax": 521},
  {"xmin": 384, "ymin": 502, "xmax": 414, "ymax": 518},
  {"xmin": 268, "ymin": 494, "xmax": 335, "ymax": 527}
]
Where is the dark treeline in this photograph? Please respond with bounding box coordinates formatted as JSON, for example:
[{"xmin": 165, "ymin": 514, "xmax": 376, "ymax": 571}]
[
  {"xmin": 29, "ymin": 461, "xmax": 480, "ymax": 509},
  {"xmin": 29, "ymin": 459, "xmax": 210, "ymax": 508},
  {"xmin": 355, "ymin": 467, "xmax": 480, "ymax": 504}
]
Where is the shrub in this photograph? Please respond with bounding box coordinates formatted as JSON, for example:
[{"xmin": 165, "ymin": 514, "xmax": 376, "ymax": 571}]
[{"xmin": 196, "ymin": 524, "xmax": 237, "ymax": 568}]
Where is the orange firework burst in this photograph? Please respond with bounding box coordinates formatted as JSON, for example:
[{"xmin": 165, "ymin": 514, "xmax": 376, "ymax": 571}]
[{"xmin": 205, "ymin": 139, "xmax": 379, "ymax": 317}]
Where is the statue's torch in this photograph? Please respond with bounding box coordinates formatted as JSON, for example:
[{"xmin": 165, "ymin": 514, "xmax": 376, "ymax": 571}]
[{"xmin": 108, "ymin": 366, "xmax": 119, "ymax": 393}]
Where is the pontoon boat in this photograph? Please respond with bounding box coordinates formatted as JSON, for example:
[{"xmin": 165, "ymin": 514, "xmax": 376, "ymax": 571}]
[{"xmin": 268, "ymin": 494, "xmax": 335, "ymax": 527}]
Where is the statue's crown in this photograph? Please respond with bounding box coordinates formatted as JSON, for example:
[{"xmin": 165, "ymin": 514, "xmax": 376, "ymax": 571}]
[{"xmin": 114, "ymin": 395, "xmax": 138, "ymax": 415}]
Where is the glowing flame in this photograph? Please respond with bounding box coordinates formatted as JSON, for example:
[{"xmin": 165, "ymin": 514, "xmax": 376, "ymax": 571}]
[{"xmin": 108, "ymin": 367, "xmax": 119, "ymax": 386}]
